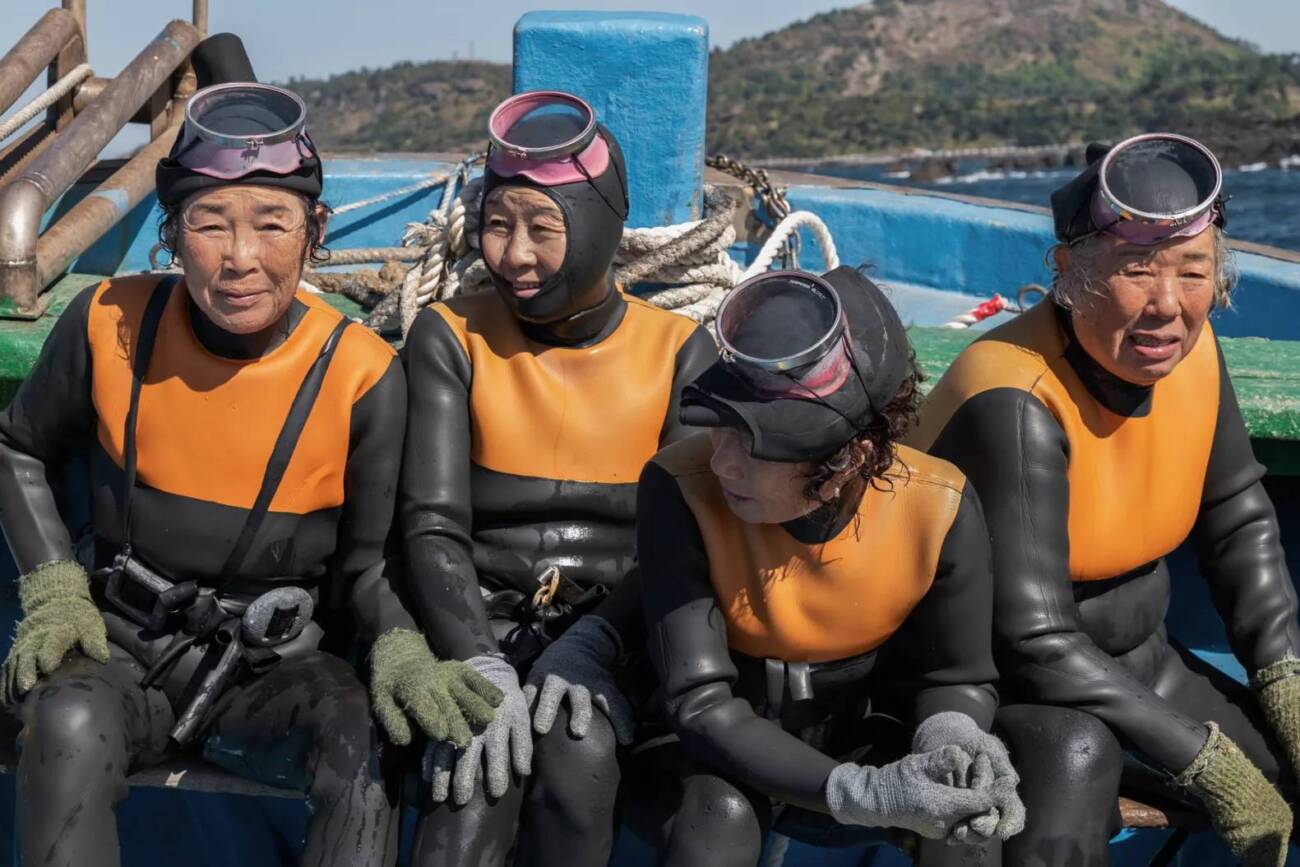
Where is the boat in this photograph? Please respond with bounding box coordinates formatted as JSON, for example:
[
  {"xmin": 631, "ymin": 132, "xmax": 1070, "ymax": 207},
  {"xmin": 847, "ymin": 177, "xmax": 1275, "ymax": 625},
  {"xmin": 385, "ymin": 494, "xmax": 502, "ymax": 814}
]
[{"xmin": 0, "ymin": 3, "xmax": 1298, "ymax": 865}]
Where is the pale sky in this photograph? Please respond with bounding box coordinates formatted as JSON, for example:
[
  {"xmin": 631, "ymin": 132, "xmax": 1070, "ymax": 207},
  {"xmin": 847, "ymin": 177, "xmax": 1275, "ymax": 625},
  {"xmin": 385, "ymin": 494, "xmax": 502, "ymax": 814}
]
[{"xmin": 2, "ymin": 0, "xmax": 1297, "ymax": 85}]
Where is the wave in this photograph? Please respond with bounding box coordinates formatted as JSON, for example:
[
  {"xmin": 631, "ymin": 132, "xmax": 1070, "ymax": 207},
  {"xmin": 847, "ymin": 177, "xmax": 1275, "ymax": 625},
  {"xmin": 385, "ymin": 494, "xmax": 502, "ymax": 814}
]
[{"xmin": 931, "ymin": 168, "xmax": 1075, "ymax": 185}]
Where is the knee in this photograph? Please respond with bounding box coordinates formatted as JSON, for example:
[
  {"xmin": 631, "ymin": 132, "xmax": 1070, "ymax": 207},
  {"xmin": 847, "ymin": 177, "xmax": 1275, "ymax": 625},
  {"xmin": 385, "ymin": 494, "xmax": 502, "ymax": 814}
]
[
  {"xmin": 530, "ymin": 706, "xmax": 620, "ymax": 824},
  {"xmin": 998, "ymin": 704, "xmax": 1122, "ymax": 788},
  {"xmin": 675, "ymin": 774, "xmax": 764, "ymax": 857},
  {"xmin": 21, "ymin": 680, "xmax": 124, "ymax": 761},
  {"xmin": 535, "ymin": 703, "xmax": 618, "ymax": 775}
]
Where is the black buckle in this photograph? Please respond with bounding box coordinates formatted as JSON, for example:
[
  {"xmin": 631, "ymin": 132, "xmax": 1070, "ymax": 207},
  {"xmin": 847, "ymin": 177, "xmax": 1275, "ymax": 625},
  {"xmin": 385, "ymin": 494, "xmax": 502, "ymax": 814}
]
[{"xmin": 104, "ymin": 552, "xmax": 198, "ymax": 631}]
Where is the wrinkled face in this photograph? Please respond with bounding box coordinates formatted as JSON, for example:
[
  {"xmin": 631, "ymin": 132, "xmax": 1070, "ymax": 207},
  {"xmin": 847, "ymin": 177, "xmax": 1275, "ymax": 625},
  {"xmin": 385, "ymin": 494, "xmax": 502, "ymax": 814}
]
[
  {"xmin": 707, "ymin": 427, "xmax": 821, "ymax": 525},
  {"xmin": 178, "ymin": 186, "xmax": 319, "ymax": 335},
  {"xmin": 480, "ymin": 186, "xmax": 567, "ymax": 304},
  {"xmin": 1058, "ymin": 230, "xmax": 1217, "ymax": 386}
]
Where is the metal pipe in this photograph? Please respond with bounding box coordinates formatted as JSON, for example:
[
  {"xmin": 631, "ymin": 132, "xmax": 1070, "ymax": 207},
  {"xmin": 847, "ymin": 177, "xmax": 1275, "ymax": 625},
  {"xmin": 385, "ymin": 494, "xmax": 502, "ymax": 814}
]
[
  {"xmin": 193, "ymin": 0, "xmax": 209, "ymax": 37},
  {"xmin": 0, "ymin": 9, "xmax": 80, "ymax": 118},
  {"xmin": 71, "ymin": 76, "xmax": 108, "ymax": 113},
  {"xmin": 60, "ymin": 0, "xmax": 86, "ymax": 37},
  {"xmin": 36, "ymin": 123, "xmax": 180, "ymax": 289},
  {"xmin": 0, "ymin": 19, "xmax": 201, "ymax": 312}
]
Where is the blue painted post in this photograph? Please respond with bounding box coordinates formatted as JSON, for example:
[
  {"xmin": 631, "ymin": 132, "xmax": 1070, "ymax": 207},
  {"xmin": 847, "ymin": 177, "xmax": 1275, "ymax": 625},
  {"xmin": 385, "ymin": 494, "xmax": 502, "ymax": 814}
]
[{"xmin": 512, "ymin": 11, "xmax": 708, "ymax": 228}]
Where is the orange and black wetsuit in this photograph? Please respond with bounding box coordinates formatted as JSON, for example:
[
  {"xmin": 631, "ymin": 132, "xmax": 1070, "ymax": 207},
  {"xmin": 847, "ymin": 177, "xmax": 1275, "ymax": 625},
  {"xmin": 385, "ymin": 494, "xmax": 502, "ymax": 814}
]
[
  {"xmin": 400, "ymin": 286, "xmax": 715, "ymax": 661},
  {"xmin": 0, "ymin": 275, "xmax": 413, "ymax": 866},
  {"xmin": 911, "ymin": 300, "xmax": 1300, "ymax": 862},
  {"xmin": 634, "ymin": 434, "xmax": 998, "ymax": 865}
]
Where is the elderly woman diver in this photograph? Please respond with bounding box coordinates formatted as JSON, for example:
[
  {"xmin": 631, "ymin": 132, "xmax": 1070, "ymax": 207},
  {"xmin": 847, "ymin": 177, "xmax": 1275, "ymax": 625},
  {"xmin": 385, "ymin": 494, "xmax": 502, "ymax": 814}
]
[
  {"xmin": 399, "ymin": 90, "xmax": 716, "ymax": 866},
  {"xmin": 634, "ymin": 267, "xmax": 1024, "ymax": 866},
  {"xmin": 912, "ymin": 133, "xmax": 1300, "ymax": 866},
  {"xmin": 0, "ymin": 35, "xmax": 499, "ymax": 867}
]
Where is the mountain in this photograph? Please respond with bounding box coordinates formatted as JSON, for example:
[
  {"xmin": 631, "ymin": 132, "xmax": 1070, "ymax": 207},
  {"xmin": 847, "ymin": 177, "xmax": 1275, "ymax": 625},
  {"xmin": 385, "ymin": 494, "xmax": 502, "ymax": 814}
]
[{"xmin": 292, "ymin": 0, "xmax": 1300, "ymax": 161}]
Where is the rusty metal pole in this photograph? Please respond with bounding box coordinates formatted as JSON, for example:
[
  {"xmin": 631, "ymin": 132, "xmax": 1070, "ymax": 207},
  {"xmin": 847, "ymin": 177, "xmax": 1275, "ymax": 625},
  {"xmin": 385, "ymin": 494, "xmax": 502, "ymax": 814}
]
[
  {"xmin": 0, "ymin": 19, "xmax": 201, "ymax": 313},
  {"xmin": 0, "ymin": 9, "xmax": 80, "ymax": 117},
  {"xmin": 36, "ymin": 122, "xmax": 181, "ymax": 286},
  {"xmin": 60, "ymin": 0, "xmax": 86, "ymax": 36},
  {"xmin": 193, "ymin": 0, "xmax": 209, "ymax": 37}
]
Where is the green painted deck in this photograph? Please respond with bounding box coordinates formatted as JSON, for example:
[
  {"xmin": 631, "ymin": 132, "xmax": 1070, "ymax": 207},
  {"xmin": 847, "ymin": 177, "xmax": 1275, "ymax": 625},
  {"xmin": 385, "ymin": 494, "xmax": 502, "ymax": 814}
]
[{"xmin": 6, "ymin": 274, "xmax": 1300, "ymax": 472}]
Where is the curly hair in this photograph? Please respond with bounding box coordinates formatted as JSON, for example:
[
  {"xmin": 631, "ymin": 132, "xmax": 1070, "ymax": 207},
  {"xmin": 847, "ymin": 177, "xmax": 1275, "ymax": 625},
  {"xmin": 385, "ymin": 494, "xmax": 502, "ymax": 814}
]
[
  {"xmin": 802, "ymin": 352, "xmax": 923, "ymax": 504},
  {"xmin": 156, "ymin": 193, "xmax": 330, "ymax": 267}
]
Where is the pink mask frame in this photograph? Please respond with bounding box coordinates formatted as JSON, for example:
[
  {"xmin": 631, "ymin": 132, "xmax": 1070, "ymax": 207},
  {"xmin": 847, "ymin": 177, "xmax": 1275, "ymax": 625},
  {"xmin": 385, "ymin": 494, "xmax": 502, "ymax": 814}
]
[
  {"xmin": 176, "ymin": 82, "xmax": 313, "ymax": 180},
  {"xmin": 486, "ymin": 90, "xmax": 610, "ymax": 187},
  {"xmin": 1092, "ymin": 132, "xmax": 1223, "ymax": 246}
]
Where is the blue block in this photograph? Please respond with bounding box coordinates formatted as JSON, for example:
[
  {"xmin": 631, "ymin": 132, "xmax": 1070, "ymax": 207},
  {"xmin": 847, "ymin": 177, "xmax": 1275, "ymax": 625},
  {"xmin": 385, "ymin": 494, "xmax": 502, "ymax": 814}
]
[{"xmin": 513, "ymin": 12, "xmax": 708, "ymax": 228}]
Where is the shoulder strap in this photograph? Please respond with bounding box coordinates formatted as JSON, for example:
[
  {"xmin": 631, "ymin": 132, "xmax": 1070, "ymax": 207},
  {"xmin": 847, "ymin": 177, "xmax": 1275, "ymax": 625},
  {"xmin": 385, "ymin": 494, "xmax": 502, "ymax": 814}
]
[
  {"xmin": 119, "ymin": 276, "xmax": 180, "ymax": 549},
  {"xmin": 218, "ymin": 315, "xmax": 353, "ymax": 579}
]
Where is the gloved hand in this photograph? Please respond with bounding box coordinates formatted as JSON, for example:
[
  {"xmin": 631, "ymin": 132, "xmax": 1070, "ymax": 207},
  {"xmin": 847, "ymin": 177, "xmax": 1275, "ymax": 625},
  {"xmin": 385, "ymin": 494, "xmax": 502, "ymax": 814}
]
[
  {"xmin": 913, "ymin": 711, "xmax": 1025, "ymax": 842},
  {"xmin": 1253, "ymin": 653, "xmax": 1300, "ymax": 783},
  {"xmin": 2, "ymin": 560, "xmax": 109, "ymax": 704},
  {"xmin": 825, "ymin": 745, "xmax": 995, "ymax": 840},
  {"xmin": 425, "ymin": 654, "xmax": 533, "ymax": 804},
  {"xmin": 522, "ymin": 615, "xmax": 636, "ymax": 746},
  {"xmin": 368, "ymin": 628, "xmax": 502, "ymax": 747},
  {"xmin": 1175, "ymin": 721, "xmax": 1291, "ymax": 867}
]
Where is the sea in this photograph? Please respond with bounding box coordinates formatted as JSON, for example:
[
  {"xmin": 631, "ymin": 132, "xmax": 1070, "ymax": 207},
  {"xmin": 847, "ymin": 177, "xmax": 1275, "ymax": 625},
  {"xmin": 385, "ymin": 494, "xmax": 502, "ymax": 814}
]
[{"xmin": 803, "ymin": 159, "xmax": 1300, "ymax": 254}]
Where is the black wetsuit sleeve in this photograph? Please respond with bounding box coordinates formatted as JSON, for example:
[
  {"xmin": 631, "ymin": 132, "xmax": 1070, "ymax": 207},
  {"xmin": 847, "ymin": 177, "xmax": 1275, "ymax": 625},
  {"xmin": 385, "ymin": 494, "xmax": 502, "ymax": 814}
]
[
  {"xmin": 640, "ymin": 461, "xmax": 838, "ymax": 812},
  {"xmin": 880, "ymin": 484, "xmax": 999, "ymax": 730},
  {"xmin": 929, "ymin": 388, "xmax": 1208, "ymax": 773},
  {"xmin": 335, "ymin": 357, "xmax": 419, "ymax": 646},
  {"xmin": 0, "ymin": 287, "xmax": 97, "ymax": 572},
  {"xmin": 399, "ymin": 308, "xmax": 497, "ymax": 659},
  {"xmin": 1193, "ymin": 341, "xmax": 1300, "ymax": 673},
  {"xmin": 659, "ymin": 325, "xmax": 719, "ymax": 445}
]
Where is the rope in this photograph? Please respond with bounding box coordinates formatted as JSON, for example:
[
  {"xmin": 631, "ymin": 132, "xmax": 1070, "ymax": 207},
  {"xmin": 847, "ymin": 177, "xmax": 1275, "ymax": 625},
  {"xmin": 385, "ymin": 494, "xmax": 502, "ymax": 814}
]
[
  {"xmin": 939, "ymin": 284, "xmax": 1047, "ymax": 329},
  {"xmin": 0, "ymin": 62, "xmax": 93, "ymax": 143},
  {"xmin": 331, "ymin": 153, "xmax": 482, "ymax": 216},
  {"xmin": 320, "ymin": 247, "xmax": 424, "ymax": 266}
]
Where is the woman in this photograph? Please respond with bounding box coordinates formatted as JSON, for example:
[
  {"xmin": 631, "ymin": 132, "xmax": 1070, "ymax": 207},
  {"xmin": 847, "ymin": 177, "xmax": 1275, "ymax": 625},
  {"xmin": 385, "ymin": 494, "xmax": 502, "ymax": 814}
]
[
  {"xmin": 637, "ymin": 266, "xmax": 1024, "ymax": 866},
  {"xmin": 0, "ymin": 36, "xmax": 497, "ymax": 867},
  {"xmin": 911, "ymin": 133, "xmax": 1300, "ymax": 866},
  {"xmin": 400, "ymin": 91, "xmax": 717, "ymax": 866}
]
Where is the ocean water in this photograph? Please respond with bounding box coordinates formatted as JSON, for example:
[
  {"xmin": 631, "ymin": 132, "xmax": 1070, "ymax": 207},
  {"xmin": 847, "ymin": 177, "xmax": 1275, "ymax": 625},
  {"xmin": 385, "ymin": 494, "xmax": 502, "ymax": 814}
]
[{"xmin": 803, "ymin": 160, "xmax": 1300, "ymax": 254}]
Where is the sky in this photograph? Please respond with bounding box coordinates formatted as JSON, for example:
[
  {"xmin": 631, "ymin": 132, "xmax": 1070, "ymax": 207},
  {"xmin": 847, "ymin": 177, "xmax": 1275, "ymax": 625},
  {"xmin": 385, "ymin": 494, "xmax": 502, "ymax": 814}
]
[{"xmin": 2, "ymin": 0, "xmax": 1297, "ymax": 86}]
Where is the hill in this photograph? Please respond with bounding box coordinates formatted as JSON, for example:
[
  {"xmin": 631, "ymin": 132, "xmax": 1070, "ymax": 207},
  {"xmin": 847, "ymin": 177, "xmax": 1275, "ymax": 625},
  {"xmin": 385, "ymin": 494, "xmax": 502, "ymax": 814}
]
[{"xmin": 291, "ymin": 0, "xmax": 1300, "ymax": 161}]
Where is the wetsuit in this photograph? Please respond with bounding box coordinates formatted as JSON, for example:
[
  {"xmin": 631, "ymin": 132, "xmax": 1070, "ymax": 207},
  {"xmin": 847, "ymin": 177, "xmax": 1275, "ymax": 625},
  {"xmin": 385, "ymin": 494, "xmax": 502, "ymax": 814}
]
[
  {"xmin": 910, "ymin": 300, "xmax": 1300, "ymax": 864},
  {"xmin": 0, "ymin": 274, "xmax": 412, "ymax": 867},
  {"xmin": 636, "ymin": 434, "xmax": 1000, "ymax": 866},
  {"xmin": 401, "ymin": 285, "xmax": 716, "ymax": 866}
]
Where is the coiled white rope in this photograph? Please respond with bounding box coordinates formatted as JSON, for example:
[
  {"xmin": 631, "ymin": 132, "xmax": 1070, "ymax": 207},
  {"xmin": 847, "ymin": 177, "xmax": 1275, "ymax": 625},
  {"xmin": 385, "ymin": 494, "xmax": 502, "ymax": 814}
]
[{"xmin": 0, "ymin": 62, "xmax": 93, "ymax": 144}]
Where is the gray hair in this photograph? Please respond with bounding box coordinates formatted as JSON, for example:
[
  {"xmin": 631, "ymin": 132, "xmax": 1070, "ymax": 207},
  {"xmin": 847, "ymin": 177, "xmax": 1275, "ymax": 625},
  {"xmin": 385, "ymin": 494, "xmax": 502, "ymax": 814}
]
[{"xmin": 1049, "ymin": 226, "xmax": 1237, "ymax": 312}]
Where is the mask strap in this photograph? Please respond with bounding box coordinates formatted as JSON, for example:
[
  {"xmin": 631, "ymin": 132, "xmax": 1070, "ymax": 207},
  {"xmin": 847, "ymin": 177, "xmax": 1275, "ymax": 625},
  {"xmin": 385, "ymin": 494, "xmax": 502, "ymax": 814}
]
[{"xmin": 575, "ymin": 154, "xmax": 629, "ymax": 222}]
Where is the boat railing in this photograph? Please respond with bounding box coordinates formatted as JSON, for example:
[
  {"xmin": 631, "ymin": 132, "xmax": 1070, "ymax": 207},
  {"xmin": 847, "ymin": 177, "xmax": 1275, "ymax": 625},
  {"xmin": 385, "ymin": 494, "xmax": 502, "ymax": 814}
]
[{"xmin": 0, "ymin": 2, "xmax": 204, "ymax": 318}]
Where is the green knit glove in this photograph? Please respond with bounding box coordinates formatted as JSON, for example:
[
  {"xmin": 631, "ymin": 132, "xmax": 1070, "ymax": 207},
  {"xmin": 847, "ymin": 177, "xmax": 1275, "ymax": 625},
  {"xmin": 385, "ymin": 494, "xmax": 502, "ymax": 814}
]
[
  {"xmin": 2, "ymin": 560, "xmax": 110, "ymax": 705},
  {"xmin": 1175, "ymin": 721, "xmax": 1292, "ymax": 867},
  {"xmin": 368, "ymin": 628, "xmax": 503, "ymax": 747},
  {"xmin": 1254, "ymin": 653, "xmax": 1300, "ymax": 782}
]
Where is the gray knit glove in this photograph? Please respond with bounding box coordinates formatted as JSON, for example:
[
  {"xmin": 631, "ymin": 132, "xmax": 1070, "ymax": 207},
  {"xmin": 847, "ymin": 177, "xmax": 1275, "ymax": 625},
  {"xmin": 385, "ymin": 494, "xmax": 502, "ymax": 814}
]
[
  {"xmin": 425, "ymin": 654, "xmax": 533, "ymax": 804},
  {"xmin": 913, "ymin": 711, "xmax": 1025, "ymax": 842},
  {"xmin": 3, "ymin": 560, "xmax": 109, "ymax": 705},
  {"xmin": 825, "ymin": 745, "xmax": 996, "ymax": 840},
  {"xmin": 522, "ymin": 615, "xmax": 635, "ymax": 746},
  {"xmin": 1175, "ymin": 721, "xmax": 1291, "ymax": 867}
]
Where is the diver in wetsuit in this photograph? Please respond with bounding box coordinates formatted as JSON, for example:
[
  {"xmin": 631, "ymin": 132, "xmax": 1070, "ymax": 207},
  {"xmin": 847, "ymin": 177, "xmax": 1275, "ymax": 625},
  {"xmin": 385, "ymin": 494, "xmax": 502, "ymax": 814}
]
[
  {"xmin": 636, "ymin": 267, "xmax": 1024, "ymax": 866},
  {"xmin": 400, "ymin": 92, "xmax": 717, "ymax": 866},
  {"xmin": 0, "ymin": 36, "xmax": 499, "ymax": 867},
  {"xmin": 910, "ymin": 134, "xmax": 1300, "ymax": 866}
]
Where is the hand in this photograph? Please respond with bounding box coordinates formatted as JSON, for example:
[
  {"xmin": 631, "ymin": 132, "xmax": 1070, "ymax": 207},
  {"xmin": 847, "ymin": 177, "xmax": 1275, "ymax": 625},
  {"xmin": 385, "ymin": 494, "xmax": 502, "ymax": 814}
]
[
  {"xmin": 522, "ymin": 615, "xmax": 636, "ymax": 746},
  {"xmin": 825, "ymin": 745, "xmax": 996, "ymax": 840},
  {"xmin": 425, "ymin": 654, "xmax": 533, "ymax": 804},
  {"xmin": 1253, "ymin": 654, "xmax": 1300, "ymax": 784},
  {"xmin": 2, "ymin": 560, "xmax": 109, "ymax": 705},
  {"xmin": 1176, "ymin": 722, "xmax": 1291, "ymax": 867},
  {"xmin": 913, "ymin": 711, "xmax": 1025, "ymax": 842},
  {"xmin": 368, "ymin": 628, "xmax": 502, "ymax": 747}
]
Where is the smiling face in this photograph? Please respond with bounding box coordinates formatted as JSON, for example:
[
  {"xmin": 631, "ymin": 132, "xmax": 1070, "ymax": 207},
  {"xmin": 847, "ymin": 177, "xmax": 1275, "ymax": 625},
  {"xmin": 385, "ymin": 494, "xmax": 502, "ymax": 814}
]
[
  {"xmin": 480, "ymin": 186, "xmax": 568, "ymax": 304},
  {"xmin": 177, "ymin": 186, "xmax": 319, "ymax": 335},
  {"xmin": 1056, "ymin": 230, "xmax": 1218, "ymax": 385}
]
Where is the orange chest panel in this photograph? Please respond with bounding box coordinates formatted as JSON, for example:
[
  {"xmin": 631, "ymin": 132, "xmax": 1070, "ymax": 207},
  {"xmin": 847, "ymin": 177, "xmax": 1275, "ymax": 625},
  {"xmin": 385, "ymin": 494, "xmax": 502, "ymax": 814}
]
[
  {"xmin": 434, "ymin": 292, "xmax": 697, "ymax": 483},
  {"xmin": 659, "ymin": 437, "xmax": 962, "ymax": 662},
  {"xmin": 912, "ymin": 302, "xmax": 1220, "ymax": 582},
  {"xmin": 87, "ymin": 278, "xmax": 389, "ymax": 514}
]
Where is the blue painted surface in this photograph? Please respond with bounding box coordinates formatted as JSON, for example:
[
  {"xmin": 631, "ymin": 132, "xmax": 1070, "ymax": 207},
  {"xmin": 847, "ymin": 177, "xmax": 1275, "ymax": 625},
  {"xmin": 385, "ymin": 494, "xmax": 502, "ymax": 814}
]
[{"xmin": 513, "ymin": 11, "xmax": 708, "ymax": 228}]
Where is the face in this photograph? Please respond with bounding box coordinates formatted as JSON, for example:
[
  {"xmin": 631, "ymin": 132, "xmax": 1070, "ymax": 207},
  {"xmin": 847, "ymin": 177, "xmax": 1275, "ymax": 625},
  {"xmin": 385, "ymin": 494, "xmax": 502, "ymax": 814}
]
[
  {"xmin": 1057, "ymin": 230, "xmax": 1217, "ymax": 385},
  {"xmin": 480, "ymin": 186, "xmax": 568, "ymax": 304},
  {"xmin": 707, "ymin": 428, "xmax": 822, "ymax": 525},
  {"xmin": 178, "ymin": 186, "xmax": 323, "ymax": 335}
]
